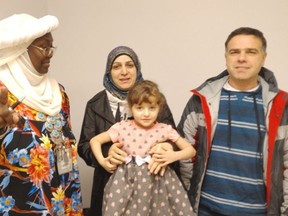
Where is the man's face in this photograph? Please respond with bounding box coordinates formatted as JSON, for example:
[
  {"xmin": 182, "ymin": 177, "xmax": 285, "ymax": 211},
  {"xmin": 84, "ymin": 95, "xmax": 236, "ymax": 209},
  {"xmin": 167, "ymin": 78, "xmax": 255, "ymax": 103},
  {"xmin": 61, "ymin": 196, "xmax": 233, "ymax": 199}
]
[{"xmin": 225, "ymin": 34, "xmax": 267, "ymax": 90}]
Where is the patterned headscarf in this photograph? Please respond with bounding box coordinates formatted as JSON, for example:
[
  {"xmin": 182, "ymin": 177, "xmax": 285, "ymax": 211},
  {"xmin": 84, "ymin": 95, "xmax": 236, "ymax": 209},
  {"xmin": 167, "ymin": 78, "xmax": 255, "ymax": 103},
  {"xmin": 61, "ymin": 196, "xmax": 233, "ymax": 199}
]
[{"xmin": 103, "ymin": 46, "xmax": 143, "ymax": 100}]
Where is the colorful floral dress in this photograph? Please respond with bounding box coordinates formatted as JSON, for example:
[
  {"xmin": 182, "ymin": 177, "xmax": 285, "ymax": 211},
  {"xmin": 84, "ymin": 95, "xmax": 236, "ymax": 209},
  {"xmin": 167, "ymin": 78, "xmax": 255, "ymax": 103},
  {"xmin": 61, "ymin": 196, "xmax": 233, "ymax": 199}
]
[
  {"xmin": 102, "ymin": 120, "xmax": 194, "ymax": 216},
  {"xmin": 0, "ymin": 83, "xmax": 83, "ymax": 216}
]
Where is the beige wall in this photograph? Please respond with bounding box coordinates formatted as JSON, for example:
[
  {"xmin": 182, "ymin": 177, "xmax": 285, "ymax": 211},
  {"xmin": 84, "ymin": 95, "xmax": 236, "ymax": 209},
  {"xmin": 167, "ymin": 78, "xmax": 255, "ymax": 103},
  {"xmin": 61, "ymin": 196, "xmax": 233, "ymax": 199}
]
[{"xmin": 2, "ymin": 0, "xmax": 288, "ymax": 208}]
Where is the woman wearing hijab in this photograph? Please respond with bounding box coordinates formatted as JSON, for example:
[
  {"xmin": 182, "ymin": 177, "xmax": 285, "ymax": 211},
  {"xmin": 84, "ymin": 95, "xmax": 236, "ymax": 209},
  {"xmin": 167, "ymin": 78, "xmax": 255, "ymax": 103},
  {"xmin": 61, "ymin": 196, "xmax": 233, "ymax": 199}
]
[
  {"xmin": 0, "ymin": 14, "xmax": 83, "ymax": 215},
  {"xmin": 78, "ymin": 46, "xmax": 177, "ymax": 215}
]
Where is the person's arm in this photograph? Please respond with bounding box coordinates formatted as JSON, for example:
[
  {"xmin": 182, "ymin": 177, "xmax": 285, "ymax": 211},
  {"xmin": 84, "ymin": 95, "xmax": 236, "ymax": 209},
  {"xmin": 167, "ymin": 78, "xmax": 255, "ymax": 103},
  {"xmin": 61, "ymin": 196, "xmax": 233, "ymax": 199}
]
[
  {"xmin": 177, "ymin": 94, "xmax": 200, "ymax": 190},
  {"xmin": 89, "ymin": 131, "xmax": 117, "ymax": 173}
]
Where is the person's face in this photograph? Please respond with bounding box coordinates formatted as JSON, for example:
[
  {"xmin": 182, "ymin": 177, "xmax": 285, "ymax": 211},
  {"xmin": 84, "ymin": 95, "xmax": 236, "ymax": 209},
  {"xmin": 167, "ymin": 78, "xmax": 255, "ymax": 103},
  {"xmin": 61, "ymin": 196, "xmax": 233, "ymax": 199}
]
[
  {"xmin": 131, "ymin": 100, "xmax": 159, "ymax": 129},
  {"xmin": 27, "ymin": 33, "xmax": 54, "ymax": 74},
  {"xmin": 225, "ymin": 34, "xmax": 267, "ymax": 90},
  {"xmin": 110, "ymin": 55, "xmax": 137, "ymax": 91}
]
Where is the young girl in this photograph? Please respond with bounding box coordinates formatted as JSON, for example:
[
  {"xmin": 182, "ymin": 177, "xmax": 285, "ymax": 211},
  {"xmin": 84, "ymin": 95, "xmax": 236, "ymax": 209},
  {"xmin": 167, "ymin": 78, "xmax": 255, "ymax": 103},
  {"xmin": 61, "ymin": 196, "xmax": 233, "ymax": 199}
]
[{"xmin": 90, "ymin": 80, "xmax": 196, "ymax": 216}]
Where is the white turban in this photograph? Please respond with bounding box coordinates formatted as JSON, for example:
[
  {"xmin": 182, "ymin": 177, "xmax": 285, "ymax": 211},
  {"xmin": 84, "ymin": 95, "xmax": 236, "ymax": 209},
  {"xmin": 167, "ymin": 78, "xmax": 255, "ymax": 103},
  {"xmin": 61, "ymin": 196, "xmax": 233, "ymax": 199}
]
[
  {"xmin": 0, "ymin": 13, "xmax": 59, "ymax": 66},
  {"xmin": 0, "ymin": 14, "xmax": 62, "ymax": 116}
]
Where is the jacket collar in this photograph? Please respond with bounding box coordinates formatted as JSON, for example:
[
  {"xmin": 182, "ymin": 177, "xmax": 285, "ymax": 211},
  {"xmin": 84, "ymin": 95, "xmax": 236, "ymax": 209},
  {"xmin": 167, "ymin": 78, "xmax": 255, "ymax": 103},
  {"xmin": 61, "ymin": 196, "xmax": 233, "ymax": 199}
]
[{"xmin": 194, "ymin": 67, "xmax": 279, "ymax": 102}]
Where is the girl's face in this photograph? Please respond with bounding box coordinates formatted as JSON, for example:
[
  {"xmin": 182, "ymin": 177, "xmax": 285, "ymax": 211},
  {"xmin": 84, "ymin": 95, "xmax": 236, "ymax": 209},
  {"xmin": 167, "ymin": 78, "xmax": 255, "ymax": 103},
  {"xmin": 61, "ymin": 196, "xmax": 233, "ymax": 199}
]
[
  {"xmin": 131, "ymin": 99, "xmax": 159, "ymax": 129},
  {"xmin": 27, "ymin": 33, "xmax": 54, "ymax": 74},
  {"xmin": 110, "ymin": 55, "xmax": 137, "ymax": 91}
]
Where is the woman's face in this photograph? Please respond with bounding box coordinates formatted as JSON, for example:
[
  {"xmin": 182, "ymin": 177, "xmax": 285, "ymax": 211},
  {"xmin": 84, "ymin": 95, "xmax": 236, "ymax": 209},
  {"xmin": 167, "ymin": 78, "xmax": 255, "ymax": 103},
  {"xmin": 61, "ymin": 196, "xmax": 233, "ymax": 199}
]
[
  {"xmin": 27, "ymin": 33, "xmax": 54, "ymax": 74},
  {"xmin": 110, "ymin": 55, "xmax": 137, "ymax": 91}
]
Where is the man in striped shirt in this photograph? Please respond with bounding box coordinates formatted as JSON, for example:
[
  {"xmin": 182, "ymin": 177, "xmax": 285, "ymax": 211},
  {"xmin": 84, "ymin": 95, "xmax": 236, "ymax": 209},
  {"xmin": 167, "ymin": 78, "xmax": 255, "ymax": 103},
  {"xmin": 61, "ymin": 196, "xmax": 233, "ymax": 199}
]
[{"xmin": 178, "ymin": 27, "xmax": 288, "ymax": 215}]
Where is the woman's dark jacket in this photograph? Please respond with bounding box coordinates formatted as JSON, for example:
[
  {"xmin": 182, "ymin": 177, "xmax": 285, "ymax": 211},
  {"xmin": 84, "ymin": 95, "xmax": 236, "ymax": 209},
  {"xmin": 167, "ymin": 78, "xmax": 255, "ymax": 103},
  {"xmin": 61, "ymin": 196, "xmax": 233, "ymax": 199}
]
[{"xmin": 78, "ymin": 90, "xmax": 178, "ymax": 216}]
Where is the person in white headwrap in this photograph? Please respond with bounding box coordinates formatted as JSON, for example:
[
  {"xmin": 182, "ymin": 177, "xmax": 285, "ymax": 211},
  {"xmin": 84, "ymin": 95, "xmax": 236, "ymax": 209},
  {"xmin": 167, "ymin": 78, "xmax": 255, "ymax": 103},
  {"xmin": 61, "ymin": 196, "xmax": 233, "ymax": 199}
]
[{"xmin": 0, "ymin": 14, "xmax": 83, "ymax": 215}]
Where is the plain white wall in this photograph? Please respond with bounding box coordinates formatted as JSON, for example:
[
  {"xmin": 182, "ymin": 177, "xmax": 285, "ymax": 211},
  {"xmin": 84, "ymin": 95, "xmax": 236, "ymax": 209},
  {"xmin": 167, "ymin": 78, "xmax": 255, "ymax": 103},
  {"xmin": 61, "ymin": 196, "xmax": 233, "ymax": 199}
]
[{"xmin": 2, "ymin": 0, "xmax": 288, "ymax": 208}]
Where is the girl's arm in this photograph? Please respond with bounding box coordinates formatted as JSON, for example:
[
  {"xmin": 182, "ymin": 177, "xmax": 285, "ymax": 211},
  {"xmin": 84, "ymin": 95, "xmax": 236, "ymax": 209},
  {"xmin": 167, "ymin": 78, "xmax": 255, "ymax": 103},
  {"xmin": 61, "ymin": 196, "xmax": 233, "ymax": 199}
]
[
  {"xmin": 89, "ymin": 132, "xmax": 117, "ymax": 173},
  {"xmin": 153, "ymin": 137, "xmax": 196, "ymax": 167}
]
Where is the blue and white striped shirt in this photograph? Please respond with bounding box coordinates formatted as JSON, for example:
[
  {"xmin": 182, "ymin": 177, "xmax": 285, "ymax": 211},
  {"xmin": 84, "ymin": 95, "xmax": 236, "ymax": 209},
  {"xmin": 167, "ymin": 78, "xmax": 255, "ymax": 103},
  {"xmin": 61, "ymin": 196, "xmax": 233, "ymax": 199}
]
[{"xmin": 199, "ymin": 87, "xmax": 267, "ymax": 216}]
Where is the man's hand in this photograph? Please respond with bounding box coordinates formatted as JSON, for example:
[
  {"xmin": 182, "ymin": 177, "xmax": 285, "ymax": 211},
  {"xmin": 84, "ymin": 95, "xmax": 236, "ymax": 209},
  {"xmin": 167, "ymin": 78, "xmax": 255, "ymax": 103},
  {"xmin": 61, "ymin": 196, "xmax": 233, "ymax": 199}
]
[
  {"xmin": 152, "ymin": 145, "xmax": 176, "ymax": 167},
  {"xmin": 148, "ymin": 142, "xmax": 174, "ymax": 176},
  {"xmin": 148, "ymin": 156, "xmax": 167, "ymax": 176},
  {"xmin": 108, "ymin": 142, "xmax": 127, "ymax": 166}
]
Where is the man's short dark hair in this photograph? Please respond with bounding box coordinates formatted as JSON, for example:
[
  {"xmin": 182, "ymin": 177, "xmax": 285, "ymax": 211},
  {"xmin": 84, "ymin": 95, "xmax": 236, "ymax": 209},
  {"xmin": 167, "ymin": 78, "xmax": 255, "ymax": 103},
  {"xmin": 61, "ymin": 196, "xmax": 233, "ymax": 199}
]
[{"xmin": 225, "ymin": 27, "xmax": 267, "ymax": 52}]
